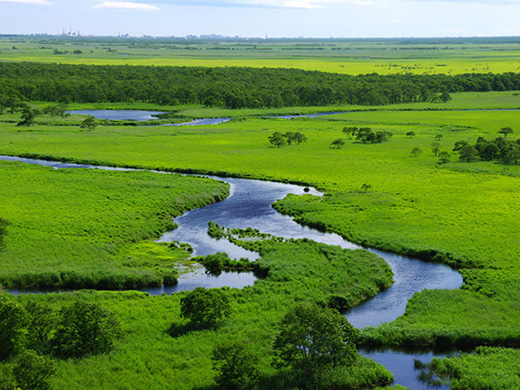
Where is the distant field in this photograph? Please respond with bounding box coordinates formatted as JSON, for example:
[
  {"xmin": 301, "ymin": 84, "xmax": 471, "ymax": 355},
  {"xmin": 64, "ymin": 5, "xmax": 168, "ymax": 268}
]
[{"xmin": 2, "ymin": 35, "xmax": 520, "ymax": 75}]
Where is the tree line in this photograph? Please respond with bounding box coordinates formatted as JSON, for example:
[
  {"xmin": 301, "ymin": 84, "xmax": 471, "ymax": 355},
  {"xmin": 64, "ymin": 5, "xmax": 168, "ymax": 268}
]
[{"xmin": 1, "ymin": 62, "xmax": 520, "ymax": 109}]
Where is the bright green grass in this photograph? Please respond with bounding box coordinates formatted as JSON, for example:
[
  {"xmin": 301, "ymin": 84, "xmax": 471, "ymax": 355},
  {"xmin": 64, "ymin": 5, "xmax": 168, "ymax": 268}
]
[
  {"xmin": 4, "ymin": 237, "xmax": 394, "ymax": 390},
  {"xmin": 2, "ymin": 106, "xmax": 520, "ymax": 351},
  {"xmin": 0, "ymin": 161, "xmax": 228, "ymax": 289},
  {"xmin": 3, "ymin": 36, "xmax": 520, "ymax": 75}
]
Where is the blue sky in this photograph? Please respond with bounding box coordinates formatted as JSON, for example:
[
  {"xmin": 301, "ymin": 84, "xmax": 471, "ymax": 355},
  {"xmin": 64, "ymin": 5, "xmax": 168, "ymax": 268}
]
[{"xmin": 1, "ymin": 0, "xmax": 520, "ymax": 38}]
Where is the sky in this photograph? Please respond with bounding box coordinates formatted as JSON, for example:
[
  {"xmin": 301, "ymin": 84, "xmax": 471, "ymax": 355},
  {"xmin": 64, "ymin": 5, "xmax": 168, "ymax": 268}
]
[{"xmin": 1, "ymin": 0, "xmax": 520, "ymax": 38}]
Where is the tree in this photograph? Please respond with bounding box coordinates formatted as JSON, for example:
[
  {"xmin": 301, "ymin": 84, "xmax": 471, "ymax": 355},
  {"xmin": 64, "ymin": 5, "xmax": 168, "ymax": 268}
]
[
  {"xmin": 285, "ymin": 131, "xmax": 307, "ymax": 145},
  {"xmin": 411, "ymin": 147, "xmax": 423, "ymax": 157},
  {"xmin": 0, "ymin": 296, "xmax": 28, "ymax": 360},
  {"xmin": 16, "ymin": 104, "xmax": 36, "ymax": 127},
  {"xmin": 342, "ymin": 126, "xmax": 358, "ymax": 139},
  {"xmin": 80, "ymin": 115, "xmax": 97, "ymax": 132},
  {"xmin": 458, "ymin": 144, "xmax": 479, "ymax": 162},
  {"xmin": 435, "ymin": 134, "xmax": 443, "ymax": 141},
  {"xmin": 431, "ymin": 142, "xmax": 441, "ymax": 156},
  {"xmin": 272, "ymin": 302, "xmax": 358, "ymax": 388},
  {"xmin": 13, "ymin": 350, "xmax": 56, "ymax": 390},
  {"xmin": 439, "ymin": 92, "xmax": 452, "ymax": 102},
  {"xmin": 268, "ymin": 132, "xmax": 286, "ymax": 148},
  {"xmin": 212, "ymin": 340, "xmax": 259, "ymax": 390},
  {"xmin": 360, "ymin": 183, "xmax": 371, "ymax": 193},
  {"xmin": 330, "ymin": 138, "xmax": 345, "ymax": 149},
  {"xmin": 499, "ymin": 126, "xmax": 513, "ymax": 138},
  {"xmin": 438, "ymin": 151, "xmax": 451, "ymax": 164},
  {"xmin": 180, "ymin": 287, "xmax": 231, "ymax": 329},
  {"xmin": 25, "ymin": 302, "xmax": 56, "ymax": 354},
  {"xmin": 406, "ymin": 131, "xmax": 415, "ymax": 138},
  {"xmin": 51, "ymin": 301, "xmax": 121, "ymax": 358}
]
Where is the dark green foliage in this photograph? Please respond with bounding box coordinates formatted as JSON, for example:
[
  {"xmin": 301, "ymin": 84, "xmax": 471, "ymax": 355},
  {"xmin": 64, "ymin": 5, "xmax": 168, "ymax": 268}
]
[
  {"xmin": 411, "ymin": 147, "xmax": 422, "ymax": 157},
  {"xmin": 455, "ymin": 135, "xmax": 520, "ymax": 165},
  {"xmin": 431, "ymin": 142, "xmax": 441, "ymax": 156},
  {"xmin": 13, "ymin": 350, "xmax": 56, "ymax": 390},
  {"xmin": 51, "ymin": 301, "xmax": 121, "ymax": 358},
  {"xmin": 272, "ymin": 301, "xmax": 359, "ymax": 388},
  {"xmin": 180, "ymin": 287, "xmax": 231, "ymax": 330},
  {"xmin": 80, "ymin": 115, "xmax": 97, "ymax": 132},
  {"xmin": 360, "ymin": 183, "xmax": 372, "ymax": 193},
  {"xmin": 0, "ymin": 296, "xmax": 28, "ymax": 361},
  {"xmin": 16, "ymin": 104, "xmax": 36, "ymax": 127},
  {"xmin": 25, "ymin": 302, "xmax": 56, "ymax": 354},
  {"xmin": 438, "ymin": 151, "xmax": 451, "ymax": 164},
  {"xmin": 3, "ymin": 62, "xmax": 520, "ymax": 108},
  {"xmin": 344, "ymin": 127, "xmax": 393, "ymax": 144},
  {"xmin": 284, "ymin": 131, "xmax": 307, "ymax": 145},
  {"xmin": 498, "ymin": 126, "xmax": 513, "ymax": 137},
  {"xmin": 268, "ymin": 132, "xmax": 286, "ymax": 148},
  {"xmin": 212, "ymin": 340, "xmax": 259, "ymax": 390},
  {"xmin": 330, "ymin": 138, "xmax": 345, "ymax": 149},
  {"xmin": 406, "ymin": 131, "xmax": 416, "ymax": 138},
  {"xmin": 458, "ymin": 144, "xmax": 479, "ymax": 162}
]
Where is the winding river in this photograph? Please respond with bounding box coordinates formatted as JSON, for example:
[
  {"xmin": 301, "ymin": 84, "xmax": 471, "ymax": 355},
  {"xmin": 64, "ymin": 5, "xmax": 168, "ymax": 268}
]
[{"xmin": 1, "ymin": 110, "xmax": 465, "ymax": 389}]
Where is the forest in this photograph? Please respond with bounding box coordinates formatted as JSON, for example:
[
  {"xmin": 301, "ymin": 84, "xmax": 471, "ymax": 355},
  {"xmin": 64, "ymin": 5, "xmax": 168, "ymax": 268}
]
[{"xmin": 2, "ymin": 62, "xmax": 520, "ymax": 108}]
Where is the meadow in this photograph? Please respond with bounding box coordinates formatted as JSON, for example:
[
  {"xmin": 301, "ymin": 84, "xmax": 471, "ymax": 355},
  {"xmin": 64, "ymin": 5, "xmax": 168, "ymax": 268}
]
[
  {"xmin": 2, "ymin": 35, "xmax": 520, "ymax": 75},
  {"xmin": 0, "ymin": 161, "xmax": 229, "ymax": 289},
  {"xmin": 3, "ymin": 92, "xmax": 520, "ymax": 387},
  {"xmin": 2, "ymin": 37, "xmax": 520, "ymax": 387}
]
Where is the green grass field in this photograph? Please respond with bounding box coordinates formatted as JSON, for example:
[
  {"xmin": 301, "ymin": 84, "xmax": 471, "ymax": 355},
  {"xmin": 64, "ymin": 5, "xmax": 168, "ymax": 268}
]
[
  {"xmin": 3, "ymin": 36, "xmax": 520, "ymax": 75},
  {"xmin": 2, "ymin": 46, "xmax": 520, "ymax": 387}
]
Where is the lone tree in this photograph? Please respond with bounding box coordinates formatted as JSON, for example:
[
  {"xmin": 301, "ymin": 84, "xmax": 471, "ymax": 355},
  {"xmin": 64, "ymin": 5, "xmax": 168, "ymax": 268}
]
[
  {"xmin": 180, "ymin": 287, "xmax": 231, "ymax": 330},
  {"xmin": 438, "ymin": 151, "xmax": 451, "ymax": 164},
  {"xmin": 411, "ymin": 147, "xmax": 423, "ymax": 157},
  {"xmin": 16, "ymin": 104, "xmax": 36, "ymax": 127},
  {"xmin": 435, "ymin": 134, "xmax": 443, "ymax": 141},
  {"xmin": 212, "ymin": 340, "xmax": 259, "ymax": 390},
  {"xmin": 360, "ymin": 183, "xmax": 371, "ymax": 193},
  {"xmin": 273, "ymin": 302, "xmax": 358, "ymax": 388},
  {"xmin": 268, "ymin": 132, "xmax": 286, "ymax": 148},
  {"xmin": 406, "ymin": 131, "xmax": 416, "ymax": 138},
  {"xmin": 499, "ymin": 126, "xmax": 513, "ymax": 138},
  {"xmin": 51, "ymin": 301, "xmax": 121, "ymax": 358},
  {"xmin": 80, "ymin": 115, "xmax": 97, "ymax": 132},
  {"xmin": 431, "ymin": 142, "xmax": 441, "ymax": 156},
  {"xmin": 330, "ymin": 138, "xmax": 345, "ymax": 149}
]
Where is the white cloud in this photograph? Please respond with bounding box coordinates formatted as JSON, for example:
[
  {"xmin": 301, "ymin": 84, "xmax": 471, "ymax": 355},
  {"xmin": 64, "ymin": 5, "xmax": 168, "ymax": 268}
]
[
  {"xmin": 93, "ymin": 1, "xmax": 159, "ymax": 10},
  {"xmin": 0, "ymin": 0, "xmax": 52, "ymax": 4}
]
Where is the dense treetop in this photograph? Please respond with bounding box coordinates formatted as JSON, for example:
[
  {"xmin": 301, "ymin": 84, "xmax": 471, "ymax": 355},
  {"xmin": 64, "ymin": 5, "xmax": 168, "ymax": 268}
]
[{"xmin": 1, "ymin": 62, "xmax": 520, "ymax": 108}]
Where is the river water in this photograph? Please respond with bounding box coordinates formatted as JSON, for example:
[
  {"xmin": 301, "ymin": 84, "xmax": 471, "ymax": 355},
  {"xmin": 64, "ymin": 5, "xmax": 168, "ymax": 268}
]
[
  {"xmin": 1, "ymin": 153, "xmax": 461, "ymax": 389},
  {"xmin": 2, "ymin": 107, "xmax": 466, "ymax": 388}
]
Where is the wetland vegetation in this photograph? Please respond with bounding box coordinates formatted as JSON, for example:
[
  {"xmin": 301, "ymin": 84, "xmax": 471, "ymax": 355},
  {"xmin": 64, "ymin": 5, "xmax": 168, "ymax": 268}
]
[{"xmin": 1, "ymin": 36, "xmax": 520, "ymax": 389}]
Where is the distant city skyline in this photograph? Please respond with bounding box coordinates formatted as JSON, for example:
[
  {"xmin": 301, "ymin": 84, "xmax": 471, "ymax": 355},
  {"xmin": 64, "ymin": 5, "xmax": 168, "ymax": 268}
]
[{"xmin": 1, "ymin": 0, "xmax": 520, "ymax": 38}]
